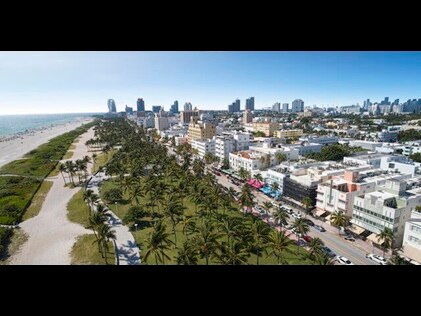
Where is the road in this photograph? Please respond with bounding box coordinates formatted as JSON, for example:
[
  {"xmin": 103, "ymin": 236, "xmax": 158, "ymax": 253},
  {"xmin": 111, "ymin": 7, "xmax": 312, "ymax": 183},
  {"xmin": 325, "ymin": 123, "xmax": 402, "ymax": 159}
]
[{"xmin": 167, "ymin": 145, "xmax": 378, "ymax": 265}]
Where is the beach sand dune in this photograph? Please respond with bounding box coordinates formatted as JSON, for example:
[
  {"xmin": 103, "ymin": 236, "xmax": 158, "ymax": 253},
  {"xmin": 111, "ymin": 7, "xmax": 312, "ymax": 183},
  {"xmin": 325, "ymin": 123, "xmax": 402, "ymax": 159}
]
[
  {"xmin": 0, "ymin": 118, "xmax": 92, "ymax": 169},
  {"xmin": 10, "ymin": 128, "xmax": 95, "ymax": 265}
]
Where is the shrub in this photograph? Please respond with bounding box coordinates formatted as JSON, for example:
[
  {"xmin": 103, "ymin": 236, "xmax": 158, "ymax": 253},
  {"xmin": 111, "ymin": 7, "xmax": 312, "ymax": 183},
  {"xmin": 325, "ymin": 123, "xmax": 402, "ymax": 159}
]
[
  {"xmin": 0, "ymin": 227, "xmax": 12, "ymax": 254},
  {"xmin": 103, "ymin": 188, "xmax": 123, "ymax": 203}
]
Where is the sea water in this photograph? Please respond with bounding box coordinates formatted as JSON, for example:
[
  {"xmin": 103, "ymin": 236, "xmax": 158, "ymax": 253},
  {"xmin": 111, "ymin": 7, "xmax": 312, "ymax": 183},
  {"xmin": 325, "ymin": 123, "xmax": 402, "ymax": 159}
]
[{"xmin": 0, "ymin": 113, "xmax": 98, "ymax": 137}]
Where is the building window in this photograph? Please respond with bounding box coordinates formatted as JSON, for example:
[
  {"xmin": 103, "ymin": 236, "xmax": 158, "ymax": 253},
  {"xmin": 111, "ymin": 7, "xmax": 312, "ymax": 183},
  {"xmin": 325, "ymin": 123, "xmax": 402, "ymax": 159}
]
[
  {"xmin": 409, "ymin": 235, "xmax": 421, "ymax": 245},
  {"xmin": 410, "ymin": 225, "xmax": 421, "ymax": 234}
]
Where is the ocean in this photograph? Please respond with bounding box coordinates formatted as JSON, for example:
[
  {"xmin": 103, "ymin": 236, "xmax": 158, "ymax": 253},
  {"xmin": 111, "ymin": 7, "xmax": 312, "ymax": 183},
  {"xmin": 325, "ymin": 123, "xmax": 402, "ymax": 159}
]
[{"xmin": 0, "ymin": 113, "xmax": 98, "ymax": 137}]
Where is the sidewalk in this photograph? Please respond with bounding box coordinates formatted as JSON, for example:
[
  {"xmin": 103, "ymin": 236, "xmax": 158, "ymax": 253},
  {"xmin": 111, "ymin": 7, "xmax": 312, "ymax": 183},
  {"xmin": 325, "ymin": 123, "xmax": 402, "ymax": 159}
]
[{"xmin": 88, "ymin": 171, "xmax": 141, "ymax": 265}]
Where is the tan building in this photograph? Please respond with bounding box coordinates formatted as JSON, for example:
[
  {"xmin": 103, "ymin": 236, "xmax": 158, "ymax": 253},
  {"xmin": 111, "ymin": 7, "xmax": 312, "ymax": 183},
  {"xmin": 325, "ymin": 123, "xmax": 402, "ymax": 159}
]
[
  {"xmin": 253, "ymin": 122, "xmax": 279, "ymax": 136},
  {"xmin": 274, "ymin": 129, "xmax": 304, "ymax": 138},
  {"xmin": 180, "ymin": 110, "xmax": 200, "ymax": 124},
  {"xmin": 243, "ymin": 109, "xmax": 252, "ymax": 124},
  {"xmin": 188, "ymin": 119, "xmax": 216, "ymax": 142}
]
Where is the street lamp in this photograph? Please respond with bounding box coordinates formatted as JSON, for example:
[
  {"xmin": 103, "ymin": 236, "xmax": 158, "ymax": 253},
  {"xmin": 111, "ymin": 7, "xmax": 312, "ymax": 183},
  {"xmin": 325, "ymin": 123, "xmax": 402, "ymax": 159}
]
[
  {"xmin": 134, "ymin": 223, "xmax": 138, "ymax": 231},
  {"xmin": 115, "ymin": 201, "xmax": 118, "ymax": 213}
]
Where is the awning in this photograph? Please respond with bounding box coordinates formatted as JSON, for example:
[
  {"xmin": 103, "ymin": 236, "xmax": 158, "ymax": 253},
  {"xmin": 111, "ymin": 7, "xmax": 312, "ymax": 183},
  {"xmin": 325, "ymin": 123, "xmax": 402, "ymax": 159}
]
[
  {"xmin": 349, "ymin": 225, "xmax": 366, "ymax": 235},
  {"xmin": 367, "ymin": 233, "xmax": 382, "ymax": 244},
  {"xmin": 315, "ymin": 209, "xmax": 327, "ymax": 217}
]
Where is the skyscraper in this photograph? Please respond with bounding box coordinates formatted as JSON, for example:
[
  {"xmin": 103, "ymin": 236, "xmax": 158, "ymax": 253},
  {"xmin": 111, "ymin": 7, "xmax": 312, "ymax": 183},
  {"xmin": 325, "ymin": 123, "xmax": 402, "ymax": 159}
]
[
  {"xmin": 272, "ymin": 102, "xmax": 280, "ymax": 112},
  {"xmin": 246, "ymin": 97, "xmax": 255, "ymax": 111},
  {"xmin": 235, "ymin": 99, "xmax": 240, "ymax": 112},
  {"xmin": 243, "ymin": 109, "xmax": 252, "ymax": 124},
  {"xmin": 152, "ymin": 106, "xmax": 162, "ymax": 113},
  {"xmin": 137, "ymin": 98, "xmax": 145, "ymax": 112},
  {"xmin": 170, "ymin": 100, "xmax": 179, "ymax": 114},
  {"xmin": 184, "ymin": 102, "xmax": 193, "ymax": 111},
  {"xmin": 282, "ymin": 103, "xmax": 289, "ymax": 113},
  {"xmin": 291, "ymin": 99, "xmax": 304, "ymax": 112},
  {"xmin": 107, "ymin": 99, "xmax": 117, "ymax": 113},
  {"xmin": 125, "ymin": 105, "xmax": 133, "ymax": 115}
]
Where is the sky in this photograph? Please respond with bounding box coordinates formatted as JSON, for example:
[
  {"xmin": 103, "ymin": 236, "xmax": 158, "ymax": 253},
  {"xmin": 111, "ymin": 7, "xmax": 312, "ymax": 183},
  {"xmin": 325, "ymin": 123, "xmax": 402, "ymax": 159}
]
[{"xmin": 0, "ymin": 51, "xmax": 421, "ymax": 115}]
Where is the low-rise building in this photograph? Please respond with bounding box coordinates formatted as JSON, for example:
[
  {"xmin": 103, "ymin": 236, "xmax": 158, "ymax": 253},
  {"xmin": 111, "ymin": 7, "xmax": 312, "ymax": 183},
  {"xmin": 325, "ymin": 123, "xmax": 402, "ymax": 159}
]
[
  {"xmin": 402, "ymin": 210, "xmax": 421, "ymax": 264},
  {"xmin": 191, "ymin": 138, "xmax": 216, "ymax": 159},
  {"xmin": 253, "ymin": 122, "xmax": 279, "ymax": 136},
  {"xmin": 349, "ymin": 140, "xmax": 383, "ymax": 151},
  {"xmin": 274, "ymin": 129, "xmax": 304, "ymax": 139},
  {"xmin": 352, "ymin": 180, "xmax": 421, "ymax": 248},
  {"xmin": 298, "ymin": 135, "xmax": 339, "ymax": 146},
  {"xmin": 188, "ymin": 119, "xmax": 216, "ymax": 142},
  {"xmin": 215, "ymin": 135, "xmax": 235, "ymax": 162}
]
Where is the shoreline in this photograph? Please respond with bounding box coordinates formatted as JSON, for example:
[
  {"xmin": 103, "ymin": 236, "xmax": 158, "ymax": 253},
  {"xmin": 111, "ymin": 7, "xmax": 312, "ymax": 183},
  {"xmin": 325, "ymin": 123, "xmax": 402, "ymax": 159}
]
[{"xmin": 0, "ymin": 117, "xmax": 94, "ymax": 169}]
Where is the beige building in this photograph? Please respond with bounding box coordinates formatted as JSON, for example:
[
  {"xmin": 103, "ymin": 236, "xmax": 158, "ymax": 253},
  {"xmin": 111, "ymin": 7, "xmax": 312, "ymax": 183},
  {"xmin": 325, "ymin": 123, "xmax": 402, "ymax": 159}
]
[
  {"xmin": 274, "ymin": 129, "xmax": 304, "ymax": 139},
  {"xmin": 253, "ymin": 122, "xmax": 279, "ymax": 136},
  {"xmin": 243, "ymin": 109, "xmax": 252, "ymax": 124},
  {"xmin": 188, "ymin": 119, "xmax": 216, "ymax": 142}
]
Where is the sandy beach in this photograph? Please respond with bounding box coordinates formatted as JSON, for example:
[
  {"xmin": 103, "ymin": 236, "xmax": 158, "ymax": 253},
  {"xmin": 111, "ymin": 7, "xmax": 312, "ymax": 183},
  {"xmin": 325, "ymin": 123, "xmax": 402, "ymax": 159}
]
[
  {"xmin": 10, "ymin": 128, "xmax": 95, "ymax": 265},
  {"xmin": 0, "ymin": 118, "xmax": 93, "ymax": 169}
]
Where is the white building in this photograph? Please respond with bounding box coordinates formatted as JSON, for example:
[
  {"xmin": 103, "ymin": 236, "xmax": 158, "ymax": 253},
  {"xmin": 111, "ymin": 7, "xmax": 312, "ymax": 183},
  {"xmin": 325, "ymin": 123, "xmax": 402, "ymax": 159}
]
[
  {"xmin": 215, "ymin": 135, "xmax": 235, "ymax": 162},
  {"xmin": 229, "ymin": 151, "xmax": 264, "ymax": 173},
  {"xmin": 349, "ymin": 140, "xmax": 383, "ymax": 151},
  {"xmin": 232, "ymin": 131, "xmax": 250, "ymax": 151},
  {"xmin": 299, "ymin": 135, "xmax": 339, "ymax": 146},
  {"xmin": 352, "ymin": 180, "xmax": 421, "ymax": 248},
  {"xmin": 402, "ymin": 210, "xmax": 421, "ymax": 264},
  {"xmin": 191, "ymin": 139, "xmax": 215, "ymax": 159},
  {"xmin": 379, "ymin": 155, "xmax": 420, "ymax": 177},
  {"xmin": 286, "ymin": 142, "xmax": 322, "ymax": 156}
]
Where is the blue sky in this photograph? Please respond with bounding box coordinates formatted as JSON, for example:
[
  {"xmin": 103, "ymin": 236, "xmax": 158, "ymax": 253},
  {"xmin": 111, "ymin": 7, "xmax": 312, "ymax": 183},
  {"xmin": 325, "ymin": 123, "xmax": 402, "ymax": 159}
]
[{"xmin": 0, "ymin": 51, "xmax": 421, "ymax": 114}]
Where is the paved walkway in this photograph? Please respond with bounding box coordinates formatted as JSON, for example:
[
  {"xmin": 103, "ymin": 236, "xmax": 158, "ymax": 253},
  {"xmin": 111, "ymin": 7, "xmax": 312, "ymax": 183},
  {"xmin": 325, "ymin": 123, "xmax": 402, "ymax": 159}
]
[
  {"xmin": 88, "ymin": 171, "xmax": 141, "ymax": 265},
  {"xmin": 10, "ymin": 128, "xmax": 95, "ymax": 265}
]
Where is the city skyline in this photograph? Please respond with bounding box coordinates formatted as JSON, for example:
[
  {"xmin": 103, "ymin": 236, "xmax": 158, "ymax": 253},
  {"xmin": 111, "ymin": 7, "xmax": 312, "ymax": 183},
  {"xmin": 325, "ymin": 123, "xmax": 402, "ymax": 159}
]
[{"xmin": 2, "ymin": 51, "xmax": 421, "ymax": 115}]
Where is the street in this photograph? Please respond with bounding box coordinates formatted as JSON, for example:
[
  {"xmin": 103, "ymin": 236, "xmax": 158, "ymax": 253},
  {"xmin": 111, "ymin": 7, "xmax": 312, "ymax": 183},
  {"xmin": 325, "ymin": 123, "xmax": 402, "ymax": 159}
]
[{"xmin": 167, "ymin": 145, "xmax": 378, "ymax": 265}]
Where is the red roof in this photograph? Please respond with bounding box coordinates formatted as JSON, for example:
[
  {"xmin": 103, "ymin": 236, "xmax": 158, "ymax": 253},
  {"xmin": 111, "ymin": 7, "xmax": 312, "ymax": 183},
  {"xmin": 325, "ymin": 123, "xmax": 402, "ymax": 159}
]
[{"xmin": 247, "ymin": 178, "xmax": 264, "ymax": 189}]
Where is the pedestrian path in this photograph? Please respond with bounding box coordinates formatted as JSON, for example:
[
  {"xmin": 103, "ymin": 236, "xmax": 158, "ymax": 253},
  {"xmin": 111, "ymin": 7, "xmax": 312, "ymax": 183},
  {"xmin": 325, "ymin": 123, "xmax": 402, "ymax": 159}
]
[{"xmin": 88, "ymin": 171, "xmax": 141, "ymax": 265}]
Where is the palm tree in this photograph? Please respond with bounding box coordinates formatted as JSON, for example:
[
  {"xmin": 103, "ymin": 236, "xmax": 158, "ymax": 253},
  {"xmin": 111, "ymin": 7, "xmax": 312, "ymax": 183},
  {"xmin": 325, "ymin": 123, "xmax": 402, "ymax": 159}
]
[
  {"xmin": 179, "ymin": 215, "xmax": 193, "ymax": 240},
  {"xmin": 387, "ymin": 254, "xmax": 409, "ymax": 265},
  {"xmin": 255, "ymin": 173, "xmax": 264, "ymax": 183},
  {"xmin": 217, "ymin": 240, "xmax": 250, "ymax": 265},
  {"xmin": 238, "ymin": 167, "xmax": 250, "ymax": 182},
  {"xmin": 273, "ymin": 209, "xmax": 290, "ymax": 228},
  {"xmin": 58, "ymin": 163, "xmax": 67, "ymax": 185},
  {"xmin": 218, "ymin": 217, "xmax": 241, "ymax": 244},
  {"xmin": 271, "ymin": 182, "xmax": 280, "ymax": 195},
  {"xmin": 163, "ymin": 195, "xmax": 185, "ymax": 245},
  {"xmin": 307, "ymin": 237, "xmax": 324, "ymax": 260},
  {"xmin": 262, "ymin": 201, "xmax": 272, "ymax": 215},
  {"xmin": 376, "ymin": 227, "xmax": 394, "ymax": 257},
  {"xmin": 330, "ymin": 211, "xmax": 348, "ymax": 235},
  {"xmin": 227, "ymin": 187, "xmax": 237, "ymax": 202},
  {"xmin": 275, "ymin": 152, "xmax": 287, "ymax": 164},
  {"xmin": 249, "ymin": 219, "xmax": 271, "ymax": 265},
  {"xmin": 267, "ymin": 230, "xmax": 294, "ymax": 265},
  {"xmin": 143, "ymin": 220, "xmax": 174, "ymax": 265},
  {"xmin": 314, "ymin": 252, "xmax": 335, "ymax": 265},
  {"xmin": 176, "ymin": 241, "xmax": 199, "ymax": 265},
  {"xmin": 192, "ymin": 219, "xmax": 221, "ymax": 265},
  {"xmin": 291, "ymin": 218, "xmax": 310, "ymax": 255},
  {"xmin": 65, "ymin": 160, "xmax": 75, "ymax": 185},
  {"xmin": 239, "ymin": 184, "xmax": 254, "ymax": 214},
  {"xmin": 97, "ymin": 223, "xmax": 116, "ymax": 264},
  {"xmin": 301, "ymin": 197, "xmax": 312, "ymax": 215}
]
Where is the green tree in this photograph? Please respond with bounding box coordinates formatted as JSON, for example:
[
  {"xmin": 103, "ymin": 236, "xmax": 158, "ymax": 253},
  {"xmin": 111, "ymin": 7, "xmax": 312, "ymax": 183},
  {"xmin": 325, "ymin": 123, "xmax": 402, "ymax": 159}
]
[
  {"xmin": 307, "ymin": 237, "xmax": 324, "ymax": 260},
  {"xmin": 249, "ymin": 219, "xmax": 271, "ymax": 265},
  {"xmin": 273, "ymin": 209, "xmax": 290, "ymax": 227},
  {"xmin": 376, "ymin": 227, "xmax": 394, "ymax": 257},
  {"xmin": 275, "ymin": 152, "xmax": 287, "ymax": 164},
  {"xmin": 143, "ymin": 220, "xmax": 174, "ymax": 265},
  {"xmin": 271, "ymin": 182, "xmax": 280, "ymax": 194},
  {"xmin": 192, "ymin": 219, "xmax": 221, "ymax": 265},
  {"xmin": 301, "ymin": 197, "xmax": 313, "ymax": 214},
  {"xmin": 262, "ymin": 201, "xmax": 273, "ymax": 215},
  {"xmin": 217, "ymin": 240, "xmax": 250, "ymax": 265},
  {"xmin": 176, "ymin": 241, "xmax": 199, "ymax": 265},
  {"xmin": 267, "ymin": 230, "xmax": 294, "ymax": 265},
  {"xmin": 238, "ymin": 167, "xmax": 250, "ymax": 181},
  {"xmin": 330, "ymin": 211, "xmax": 348, "ymax": 235},
  {"xmin": 255, "ymin": 173, "xmax": 264, "ymax": 182},
  {"xmin": 291, "ymin": 218, "xmax": 310, "ymax": 255}
]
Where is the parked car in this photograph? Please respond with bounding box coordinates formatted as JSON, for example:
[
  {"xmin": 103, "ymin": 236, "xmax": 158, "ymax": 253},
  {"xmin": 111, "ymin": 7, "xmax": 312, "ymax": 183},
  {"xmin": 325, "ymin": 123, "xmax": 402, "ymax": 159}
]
[
  {"xmin": 313, "ymin": 225, "xmax": 326, "ymax": 232},
  {"xmin": 322, "ymin": 246, "xmax": 336, "ymax": 258},
  {"xmin": 343, "ymin": 234, "xmax": 355, "ymax": 242},
  {"xmin": 285, "ymin": 208, "xmax": 293, "ymax": 215},
  {"xmin": 366, "ymin": 253, "xmax": 387, "ymax": 265},
  {"xmin": 303, "ymin": 219, "xmax": 315, "ymax": 226},
  {"xmin": 213, "ymin": 171, "xmax": 221, "ymax": 176},
  {"xmin": 336, "ymin": 256, "xmax": 354, "ymax": 265},
  {"xmin": 291, "ymin": 212, "xmax": 302, "ymax": 219},
  {"xmin": 303, "ymin": 235, "xmax": 313, "ymax": 243}
]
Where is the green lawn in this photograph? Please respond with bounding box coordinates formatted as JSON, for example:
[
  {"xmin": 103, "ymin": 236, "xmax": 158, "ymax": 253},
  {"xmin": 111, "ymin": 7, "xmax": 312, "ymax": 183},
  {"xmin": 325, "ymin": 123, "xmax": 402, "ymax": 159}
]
[
  {"xmin": 67, "ymin": 189, "xmax": 90, "ymax": 228},
  {"xmin": 71, "ymin": 234, "xmax": 115, "ymax": 265},
  {"xmin": 92, "ymin": 150, "xmax": 115, "ymax": 173},
  {"xmin": 22, "ymin": 180, "xmax": 53, "ymax": 221},
  {"xmin": 0, "ymin": 176, "xmax": 42, "ymax": 224},
  {"xmin": 63, "ymin": 151, "xmax": 74, "ymax": 160},
  {"xmin": 100, "ymin": 179, "xmax": 312, "ymax": 265}
]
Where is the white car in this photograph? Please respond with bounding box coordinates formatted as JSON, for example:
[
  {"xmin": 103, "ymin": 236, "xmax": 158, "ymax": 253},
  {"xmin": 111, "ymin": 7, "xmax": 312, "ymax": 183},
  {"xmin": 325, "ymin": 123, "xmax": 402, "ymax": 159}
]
[
  {"xmin": 336, "ymin": 256, "xmax": 354, "ymax": 265},
  {"xmin": 366, "ymin": 253, "xmax": 387, "ymax": 265},
  {"xmin": 291, "ymin": 212, "xmax": 302, "ymax": 219}
]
